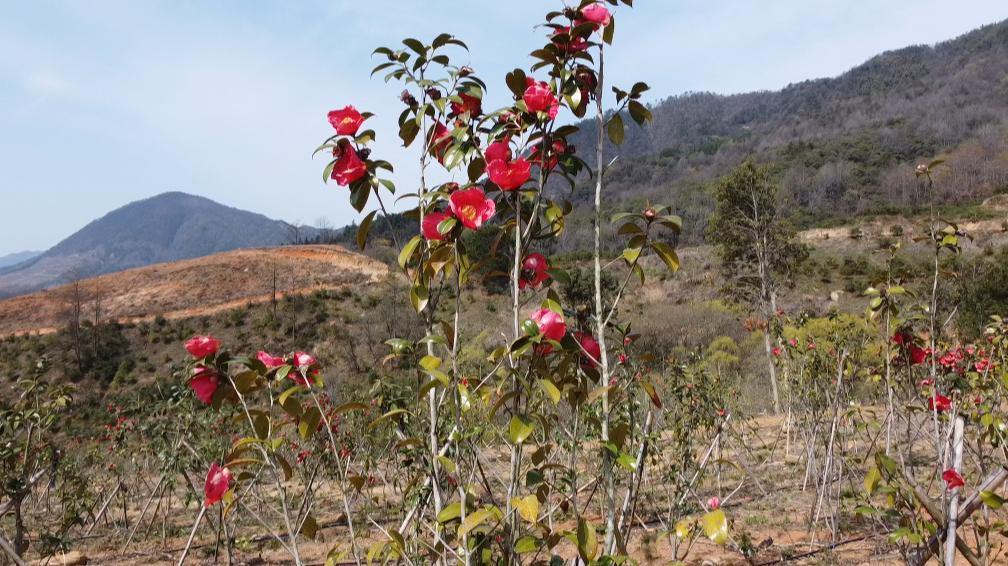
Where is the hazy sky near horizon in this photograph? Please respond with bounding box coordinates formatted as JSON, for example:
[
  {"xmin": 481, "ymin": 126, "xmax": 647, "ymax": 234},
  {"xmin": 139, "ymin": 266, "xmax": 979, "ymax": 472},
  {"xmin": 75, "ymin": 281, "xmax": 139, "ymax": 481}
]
[{"xmin": 1, "ymin": 1, "xmax": 1006, "ymax": 257}]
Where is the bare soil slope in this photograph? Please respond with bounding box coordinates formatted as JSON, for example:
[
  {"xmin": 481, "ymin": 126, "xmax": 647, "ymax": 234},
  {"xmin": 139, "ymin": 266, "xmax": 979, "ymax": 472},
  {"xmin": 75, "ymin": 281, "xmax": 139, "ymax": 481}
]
[{"xmin": 0, "ymin": 245, "xmax": 386, "ymax": 336}]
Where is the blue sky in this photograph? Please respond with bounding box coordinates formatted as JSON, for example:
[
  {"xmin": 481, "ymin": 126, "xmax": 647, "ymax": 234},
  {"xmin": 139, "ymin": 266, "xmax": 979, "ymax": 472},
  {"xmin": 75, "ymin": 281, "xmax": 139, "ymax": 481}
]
[{"xmin": 1, "ymin": 1, "xmax": 1006, "ymax": 257}]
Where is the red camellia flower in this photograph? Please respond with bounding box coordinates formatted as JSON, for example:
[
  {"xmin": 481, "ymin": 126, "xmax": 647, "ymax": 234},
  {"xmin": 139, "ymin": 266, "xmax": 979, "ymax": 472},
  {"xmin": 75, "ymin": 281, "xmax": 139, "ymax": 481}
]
[
  {"xmin": 976, "ymin": 358, "xmax": 992, "ymax": 372},
  {"xmin": 485, "ymin": 138, "xmax": 512, "ymax": 163},
  {"xmin": 190, "ymin": 366, "xmax": 219, "ymax": 404},
  {"xmin": 909, "ymin": 345, "xmax": 929, "ymax": 365},
  {"xmin": 289, "ymin": 351, "xmax": 318, "ymax": 386},
  {"xmin": 422, "ymin": 211, "xmax": 451, "ymax": 241},
  {"xmin": 519, "ymin": 253, "xmax": 550, "ymax": 290},
  {"xmin": 771, "ymin": 346, "xmax": 782, "ymax": 357},
  {"xmin": 487, "ymin": 157, "xmax": 531, "ymax": 191},
  {"xmin": 429, "ymin": 122, "xmax": 452, "ymax": 164},
  {"xmin": 331, "ymin": 145, "xmax": 367, "ymax": 186},
  {"xmin": 929, "ymin": 393, "xmax": 952, "ymax": 412},
  {"xmin": 530, "ymin": 308, "xmax": 567, "ymax": 342},
  {"xmin": 942, "ymin": 469, "xmax": 965, "ymax": 490},
  {"xmin": 530, "ymin": 139, "xmax": 568, "ymax": 171},
  {"xmin": 186, "ymin": 335, "xmax": 220, "ymax": 358},
  {"xmin": 618, "ymin": 352, "xmax": 628, "ymax": 365},
  {"xmin": 578, "ymin": 3, "xmax": 612, "ymax": 28},
  {"xmin": 574, "ymin": 331, "xmax": 601, "ymax": 369},
  {"xmin": 204, "ymin": 463, "xmax": 233, "ymax": 507},
  {"xmin": 551, "ymin": 26, "xmax": 589, "ymax": 53},
  {"xmin": 327, "ymin": 105, "xmax": 366, "ymax": 135},
  {"xmin": 449, "ymin": 187, "xmax": 496, "ymax": 230},
  {"xmin": 450, "ymin": 92, "xmax": 482, "ymax": 117},
  {"xmin": 256, "ymin": 351, "xmax": 284, "ymax": 369},
  {"xmin": 523, "ymin": 78, "xmax": 558, "ymax": 116}
]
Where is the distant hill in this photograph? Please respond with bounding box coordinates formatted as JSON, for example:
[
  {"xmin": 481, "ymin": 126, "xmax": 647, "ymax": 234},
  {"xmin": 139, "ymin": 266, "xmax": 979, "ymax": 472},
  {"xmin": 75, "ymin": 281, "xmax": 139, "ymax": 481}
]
[
  {"xmin": 0, "ymin": 251, "xmax": 41, "ymax": 269},
  {"xmin": 0, "ymin": 192, "xmax": 319, "ymax": 298},
  {"xmin": 0, "ymin": 244, "xmax": 385, "ymax": 336},
  {"xmin": 554, "ymin": 19, "xmax": 1008, "ymax": 247}
]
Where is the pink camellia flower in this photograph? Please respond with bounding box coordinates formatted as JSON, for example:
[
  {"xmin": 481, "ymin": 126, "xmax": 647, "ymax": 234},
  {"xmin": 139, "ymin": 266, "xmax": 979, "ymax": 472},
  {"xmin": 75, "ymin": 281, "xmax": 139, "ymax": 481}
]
[
  {"xmin": 976, "ymin": 358, "xmax": 992, "ymax": 372},
  {"xmin": 929, "ymin": 393, "xmax": 952, "ymax": 413},
  {"xmin": 487, "ymin": 158, "xmax": 531, "ymax": 191},
  {"xmin": 485, "ymin": 138, "xmax": 512, "ymax": 163},
  {"xmin": 578, "ymin": 3, "xmax": 612, "ymax": 28},
  {"xmin": 942, "ymin": 469, "xmax": 965, "ymax": 490},
  {"xmin": 331, "ymin": 145, "xmax": 367, "ymax": 186},
  {"xmin": 204, "ymin": 463, "xmax": 233, "ymax": 507},
  {"xmin": 807, "ymin": 342, "xmax": 816, "ymax": 350},
  {"xmin": 771, "ymin": 347, "xmax": 782, "ymax": 357},
  {"xmin": 190, "ymin": 366, "xmax": 219, "ymax": 405},
  {"xmin": 523, "ymin": 78, "xmax": 558, "ymax": 115},
  {"xmin": 185, "ymin": 335, "xmax": 220, "ymax": 358},
  {"xmin": 707, "ymin": 496, "xmax": 721, "ymax": 510},
  {"xmin": 449, "ymin": 187, "xmax": 496, "ymax": 230},
  {"xmin": 327, "ymin": 105, "xmax": 366, "ymax": 135},
  {"xmin": 294, "ymin": 351, "xmax": 316, "ymax": 370},
  {"xmin": 574, "ymin": 331, "xmax": 601, "ymax": 369},
  {"xmin": 529, "ymin": 308, "xmax": 567, "ymax": 342},
  {"xmin": 919, "ymin": 378, "xmax": 934, "ymax": 387},
  {"xmin": 519, "ymin": 253, "xmax": 550, "ymax": 290},
  {"xmin": 422, "ymin": 211, "xmax": 451, "ymax": 241},
  {"xmin": 788, "ymin": 338, "xmax": 798, "ymax": 348},
  {"xmin": 618, "ymin": 352, "xmax": 628, "ymax": 365},
  {"xmin": 450, "ymin": 92, "xmax": 482, "ymax": 117},
  {"xmin": 256, "ymin": 351, "xmax": 284, "ymax": 369},
  {"xmin": 939, "ymin": 349, "xmax": 961, "ymax": 368}
]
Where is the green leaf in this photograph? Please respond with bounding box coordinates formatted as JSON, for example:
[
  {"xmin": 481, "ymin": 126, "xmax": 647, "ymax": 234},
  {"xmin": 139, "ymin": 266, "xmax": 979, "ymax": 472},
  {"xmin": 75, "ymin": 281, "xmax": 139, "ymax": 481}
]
[
  {"xmin": 981, "ymin": 491, "xmax": 1004, "ymax": 509},
  {"xmin": 458, "ymin": 508, "xmax": 491, "ymax": 538},
  {"xmin": 367, "ymin": 408, "xmax": 410, "ymax": 431},
  {"xmin": 539, "ymin": 379, "xmax": 561, "ymax": 405},
  {"xmin": 864, "ymin": 466, "xmax": 881, "ymax": 495},
  {"xmin": 702, "ymin": 509, "xmax": 728, "ymax": 545},
  {"xmin": 278, "ymin": 385, "xmax": 301, "ymax": 407},
  {"xmin": 607, "ymin": 113, "xmax": 624, "ymax": 145},
  {"xmin": 298, "ymin": 406, "xmax": 322, "ymax": 440},
  {"xmin": 514, "ymin": 535, "xmax": 540, "ymax": 553},
  {"xmin": 509, "ymin": 415, "xmax": 535, "ymax": 444},
  {"xmin": 437, "ymin": 501, "xmax": 462, "ymax": 523},
  {"xmin": 398, "ymin": 236, "xmax": 422, "ymax": 269},
  {"xmin": 357, "ymin": 210, "xmax": 377, "ymax": 251},
  {"xmin": 651, "ymin": 241, "xmax": 680, "ymax": 272},
  {"xmin": 576, "ymin": 517, "xmax": 598, "ymax": 561}
]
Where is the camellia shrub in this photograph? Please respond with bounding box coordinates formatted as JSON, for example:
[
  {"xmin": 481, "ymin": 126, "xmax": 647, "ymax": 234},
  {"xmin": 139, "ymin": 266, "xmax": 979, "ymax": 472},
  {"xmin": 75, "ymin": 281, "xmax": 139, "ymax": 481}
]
[{"xmin": 173, "ymin": 2, "xmax": 735, "ymax": 565}]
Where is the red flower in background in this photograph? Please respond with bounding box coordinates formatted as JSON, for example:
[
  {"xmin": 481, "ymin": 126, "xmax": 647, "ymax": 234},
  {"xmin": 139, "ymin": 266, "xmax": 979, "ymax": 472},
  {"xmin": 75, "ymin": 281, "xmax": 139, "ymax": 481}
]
[
  {"xmin": 942, "ymin": 469, "xmax": 965, "ymax": 490},
  {"xmin": 578, "ymin": 3, "xmax": 612, "ymax": 28},
  {"xmin": 519, "ymin": 253, "xmax": 550, "ymax": 290},
  {"xmin": 772, "ymin": 346, "xmax": 782, "ymax": 357},
  {"xmin": 204, "ymin": 463, "xmax": 233, "ymax": 507},
  {"xmin": 327, "ymin": 106, "xmax": 366, "ymax": 135},
  {"xmin": 707, "ymin": 496, "xmax": 721, "ymax": 510},
  {"xmin": 929, "ymin": 394, "xmax": 952, "ymax": 412},
  {"xmin": 523, "ymin": 78, "xmax": 558, "ymax": 117},
  {"xmin": 530, "ymin": 139, "xmax": 568, "ymax": 171},
  {"xmin": 185, "ymin": 335, "xmax": 220, "ymax": 358},
  {"xmin": 189, "ymin": 366, "xmax": 219, "ymax": 405},
  {"xmin": 487, "ymin": 157, "xmax": 531, "ymax": 191},
  {"xmin": 429, "ymin": 122, "xmax": 452, "ymax": 164},
  {"xmin": 976, "ymin": 358, "xmax": 992, "ymax": 372},
  {"xmin": 450, "ymin": 92, "xmax": 482, "ymax": 117},
  {"xmin": 551, "ymin": 26, "xmax": 589, "ymax": 53},
  {"xmin": 530, "ymin": 308, "xmax": 567, "ymax": 342},
  {"xmin": 331, "ymin": 146, "xmax": 367, "ymax": 186},
  {"xmin": 909, "ymin": 345, "xmax": 929, "ymax": 365},
  {"xmin": 256, "ymin": 351, "xmax": 284, "ymax": 369},
  {"xmin": 449, "ymin": 187, "xmax": 496, "ymax": 230},
  {"xmin": 422, "ymin": 211, "xmax": 451, "ymax": 241},
  {"xmin": 574, "ymin": 331, "xmax": 601, "ymax": 369},
  {"xmin": 485, "ymin": 138, "xmax": 512, "ymax": 163},
  {"xmin": 289, "ymin": 351, "xmax": 318, "ymax": 386}
]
